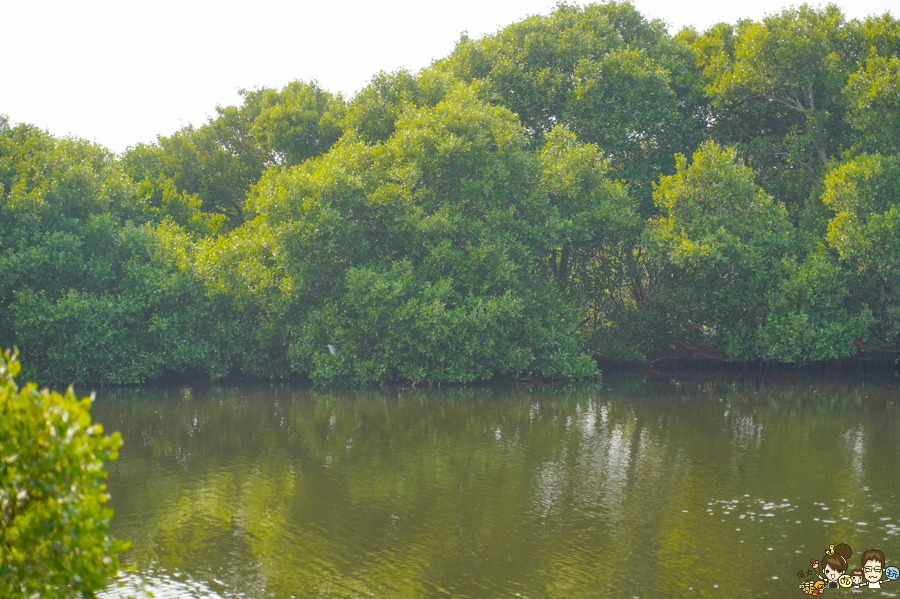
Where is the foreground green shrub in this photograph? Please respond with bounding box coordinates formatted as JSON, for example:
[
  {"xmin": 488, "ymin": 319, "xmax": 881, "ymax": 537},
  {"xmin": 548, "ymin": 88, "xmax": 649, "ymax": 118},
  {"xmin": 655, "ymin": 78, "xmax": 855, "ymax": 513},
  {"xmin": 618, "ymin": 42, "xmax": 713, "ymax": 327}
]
[{"xmin": 0, "ymin": 350, "xmax": 127, "ymax": 598}]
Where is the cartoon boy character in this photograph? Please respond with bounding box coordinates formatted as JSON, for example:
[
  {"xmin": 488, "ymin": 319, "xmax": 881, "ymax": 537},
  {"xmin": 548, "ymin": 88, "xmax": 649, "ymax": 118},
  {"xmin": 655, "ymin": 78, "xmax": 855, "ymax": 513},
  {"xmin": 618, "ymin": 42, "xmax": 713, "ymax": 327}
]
[
  {"xmin": 861, "ymin": 549, "xmax": 893, "ymax": 588},
  {"xmin": 850, "ymin": 568, "xmax": 864, "ymax": 588},
  {"xmin": 814, "ymin": 543, "xmax": 852, "ymax": 589}
]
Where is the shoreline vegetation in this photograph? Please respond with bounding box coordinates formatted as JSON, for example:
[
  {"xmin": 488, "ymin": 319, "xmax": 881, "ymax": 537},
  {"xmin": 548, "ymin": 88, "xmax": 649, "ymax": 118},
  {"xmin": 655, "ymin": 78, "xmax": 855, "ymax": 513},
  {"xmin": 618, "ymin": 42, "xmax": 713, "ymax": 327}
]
[
  {"xmin": 0, "ymin": 350, "xmax": 127, "ymax": 597},
  {"xmin": 3, "ymin": 2, "xmax": 900, "ymax": 387}
]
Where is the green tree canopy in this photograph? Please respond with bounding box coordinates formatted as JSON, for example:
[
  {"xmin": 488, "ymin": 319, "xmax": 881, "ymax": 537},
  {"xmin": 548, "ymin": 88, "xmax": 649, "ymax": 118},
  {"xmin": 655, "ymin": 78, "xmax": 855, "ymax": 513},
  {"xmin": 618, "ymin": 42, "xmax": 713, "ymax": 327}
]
[
  {"xmin": 340, "ymin": 69, "xmax": 458, "ymax": 145},
  {"xmin": 437, "ymin": 1, "xmax": 707, "ymax": 213},
  {"xmin": 123, "ymin": 80, "xmax": 345, "ymax": 228},
  {"xmin": 697, "ymin": 4, "xmax": 861, "ymax": 214},
  {"xmin": 824, "ymin": 153, "xmax": 900, "ymax": 346},
  {"xmin": 645, "ymin": 142, "xmax": 794, "ymax": 359},
  {"xmin": 245, "ymin": 89, "xmax": 599, "ymax": 384},
  {"xmin": 4, "ymin": 1, "xmax": 900, "ymax": 379},
  {"xmin": 845, "ymin": 55, "xmax": 900, "ymax": 155}
]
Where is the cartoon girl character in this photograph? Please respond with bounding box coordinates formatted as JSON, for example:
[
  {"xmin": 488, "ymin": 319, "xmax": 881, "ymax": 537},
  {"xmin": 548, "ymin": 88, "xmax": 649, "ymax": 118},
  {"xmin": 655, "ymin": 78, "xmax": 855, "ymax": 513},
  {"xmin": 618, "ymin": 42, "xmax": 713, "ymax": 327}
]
[
  {"xmin": 813, "ymin": 544, "xmax": 852, "ymax": 589},
  {"xmin": 850, "ymin": 568, "xmax": 864, "ymax": 588},
  {"xmin": 861, "ymin": 549, "xmax": 892, "ymax": 588}
]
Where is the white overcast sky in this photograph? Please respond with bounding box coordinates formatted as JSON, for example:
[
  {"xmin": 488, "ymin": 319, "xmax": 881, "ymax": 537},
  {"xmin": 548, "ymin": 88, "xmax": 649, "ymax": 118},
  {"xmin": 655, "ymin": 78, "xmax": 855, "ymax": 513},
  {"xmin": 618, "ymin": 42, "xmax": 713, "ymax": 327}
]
[{"xmin": 1, "ymin": 0, "xmax": 896, "ymax": 153}]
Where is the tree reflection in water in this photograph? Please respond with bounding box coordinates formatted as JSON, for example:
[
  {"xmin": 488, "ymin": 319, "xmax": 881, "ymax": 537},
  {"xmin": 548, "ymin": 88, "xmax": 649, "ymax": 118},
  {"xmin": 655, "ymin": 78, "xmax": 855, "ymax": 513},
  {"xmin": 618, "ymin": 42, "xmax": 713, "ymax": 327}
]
[{"xmin": 92, "ymin": 373, "xmax": 900, "ymax": 598}]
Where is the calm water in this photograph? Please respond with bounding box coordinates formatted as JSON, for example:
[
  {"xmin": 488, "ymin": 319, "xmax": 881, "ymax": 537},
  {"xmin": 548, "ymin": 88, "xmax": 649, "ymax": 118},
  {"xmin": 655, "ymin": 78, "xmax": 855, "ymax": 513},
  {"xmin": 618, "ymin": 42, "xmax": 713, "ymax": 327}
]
[{"xmin": 90, "ymin": 371, "xmax": 900, "ymax": 598}]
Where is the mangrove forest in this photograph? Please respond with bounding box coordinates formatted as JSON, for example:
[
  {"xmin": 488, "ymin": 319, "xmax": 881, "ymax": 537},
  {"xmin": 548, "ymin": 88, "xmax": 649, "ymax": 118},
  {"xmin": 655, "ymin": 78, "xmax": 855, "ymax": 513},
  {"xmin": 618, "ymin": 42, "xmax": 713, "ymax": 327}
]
[{"xmin": 3, "ymin": 1, "xmax": 900, "ymax": 386}]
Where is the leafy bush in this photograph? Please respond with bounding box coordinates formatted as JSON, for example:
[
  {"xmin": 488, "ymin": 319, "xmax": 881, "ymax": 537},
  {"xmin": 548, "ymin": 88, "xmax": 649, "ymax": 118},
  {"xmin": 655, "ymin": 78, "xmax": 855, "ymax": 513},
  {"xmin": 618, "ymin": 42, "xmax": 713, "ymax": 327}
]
[{"xmin": 0, "ymin": 350, "xmax": 127, "ymax": 597}]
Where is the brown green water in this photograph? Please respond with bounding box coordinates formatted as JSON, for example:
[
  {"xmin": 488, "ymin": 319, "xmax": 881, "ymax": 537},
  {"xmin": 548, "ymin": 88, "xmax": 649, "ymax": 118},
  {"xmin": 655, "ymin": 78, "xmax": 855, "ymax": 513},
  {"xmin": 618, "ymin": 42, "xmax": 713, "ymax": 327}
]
[{"xmin": 92, "ymin": 371, "xmax": 900, "ymax": 598}]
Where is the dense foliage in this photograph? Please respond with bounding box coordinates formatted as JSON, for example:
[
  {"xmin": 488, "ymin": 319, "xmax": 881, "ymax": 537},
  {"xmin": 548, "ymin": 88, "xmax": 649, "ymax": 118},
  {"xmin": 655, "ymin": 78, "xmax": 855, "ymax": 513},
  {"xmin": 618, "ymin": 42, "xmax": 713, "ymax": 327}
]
[
  {"xmin": 0, "ymin": 350, "xmax": 127, "ymax": 596},
  {"xmin": 2, "ymin": 1, "xmax": 899, "ymax": 385}
]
